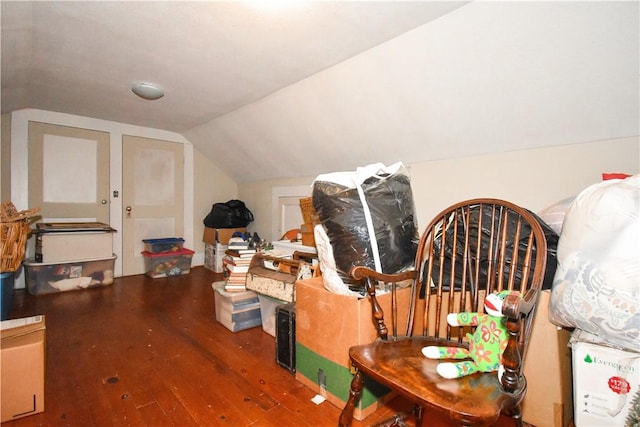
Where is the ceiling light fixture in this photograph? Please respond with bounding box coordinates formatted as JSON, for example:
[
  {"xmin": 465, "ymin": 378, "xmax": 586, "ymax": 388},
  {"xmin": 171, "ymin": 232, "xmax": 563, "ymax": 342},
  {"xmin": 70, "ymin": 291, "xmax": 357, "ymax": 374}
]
[{"xmin": 131, "ymin": 82, "xmax": 164, "ymax": 100}]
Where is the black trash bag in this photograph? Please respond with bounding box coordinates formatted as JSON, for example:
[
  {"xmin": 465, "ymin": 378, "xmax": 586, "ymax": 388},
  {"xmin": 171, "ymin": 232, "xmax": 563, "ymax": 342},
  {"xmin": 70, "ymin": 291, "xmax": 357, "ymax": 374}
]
[
  {"xmin": 419, "ymin": 204, "xmax": 558, "ymax": 298},
  {"xmin": 203, "ymin": 199, "xmax": 254, "ymax": 228},
  {"xmin": 312, "ymin": 163, "xmax": 419, "ymax": 289}
]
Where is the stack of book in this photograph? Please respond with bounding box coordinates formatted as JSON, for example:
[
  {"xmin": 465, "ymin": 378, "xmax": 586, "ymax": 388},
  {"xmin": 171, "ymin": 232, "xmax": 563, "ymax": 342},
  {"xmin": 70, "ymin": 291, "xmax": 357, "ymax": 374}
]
[{"xmin": 223, "ymin": 238, "xmax": 257, "ymax": 292}]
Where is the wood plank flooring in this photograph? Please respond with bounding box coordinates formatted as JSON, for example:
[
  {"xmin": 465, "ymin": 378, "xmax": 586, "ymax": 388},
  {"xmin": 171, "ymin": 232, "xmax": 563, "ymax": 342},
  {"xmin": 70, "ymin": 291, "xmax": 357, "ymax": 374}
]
[{"xmin": 4, "ymin": 267, "xmax": 521, "ymax": 427}]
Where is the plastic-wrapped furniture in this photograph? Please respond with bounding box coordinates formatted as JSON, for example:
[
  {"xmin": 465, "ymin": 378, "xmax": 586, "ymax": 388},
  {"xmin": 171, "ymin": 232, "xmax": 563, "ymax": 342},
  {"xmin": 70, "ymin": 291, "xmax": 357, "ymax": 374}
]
[{"xmin": 338, "ymin": 198, "xmax": 548, "ymax": 427}]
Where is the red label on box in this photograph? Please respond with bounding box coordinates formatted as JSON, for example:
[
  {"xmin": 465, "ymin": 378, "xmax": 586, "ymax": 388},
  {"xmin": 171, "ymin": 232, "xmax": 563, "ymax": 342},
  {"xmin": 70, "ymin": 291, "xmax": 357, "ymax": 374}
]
[{"xmin": 608, "ymin": 376, "xmax": 631, "ymax": 394}]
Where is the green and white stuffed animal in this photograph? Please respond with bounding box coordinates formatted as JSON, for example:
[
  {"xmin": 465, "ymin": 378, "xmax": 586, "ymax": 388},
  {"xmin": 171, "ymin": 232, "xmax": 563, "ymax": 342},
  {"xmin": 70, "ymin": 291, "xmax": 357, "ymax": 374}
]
[{"xmin": 422, "ymin": 290, "xmax": 519, "ymax": 379}]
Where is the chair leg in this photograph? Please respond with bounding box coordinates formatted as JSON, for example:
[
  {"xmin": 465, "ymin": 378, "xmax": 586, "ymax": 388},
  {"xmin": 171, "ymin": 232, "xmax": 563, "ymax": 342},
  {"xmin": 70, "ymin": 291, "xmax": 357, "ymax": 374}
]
[
  {"xmin": 509, "ymin": 405, "xmax": 524, "ymax": 427},
  {"xmin": 413, "ymin": 404, "xmax": 423, "ymax": 427},
  {"xmin": 338, "ymin": 369, "xmax": 364, "ymax": 427}
]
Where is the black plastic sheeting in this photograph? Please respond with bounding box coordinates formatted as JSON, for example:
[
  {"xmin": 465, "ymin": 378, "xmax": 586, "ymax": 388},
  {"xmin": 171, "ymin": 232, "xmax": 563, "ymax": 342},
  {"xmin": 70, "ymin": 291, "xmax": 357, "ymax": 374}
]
[
  {"xmin": 312, "ymin": 170, "xmax": 419, "ymax": 288},
  {"xmin": 419, "ymin": 204, "xmax": 558, "ymax": 298}
]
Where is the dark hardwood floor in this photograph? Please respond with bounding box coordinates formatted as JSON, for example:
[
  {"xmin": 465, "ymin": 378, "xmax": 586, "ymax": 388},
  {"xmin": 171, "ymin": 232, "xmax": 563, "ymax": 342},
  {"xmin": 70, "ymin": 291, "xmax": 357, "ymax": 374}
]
[{"xmin": 4, "ymin": 267, "xmax": 522, "ymax": 427}]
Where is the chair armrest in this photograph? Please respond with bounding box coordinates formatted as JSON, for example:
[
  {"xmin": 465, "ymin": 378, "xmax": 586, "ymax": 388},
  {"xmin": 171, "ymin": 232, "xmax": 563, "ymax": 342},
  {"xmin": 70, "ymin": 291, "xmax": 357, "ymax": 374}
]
[
  {"xmin": 351, "ymin": 266, "xmax": 416, "ymax": 283},
  {"xmin": 500, "ymin": 286, "xmax": 541, "ymax": 393},
  {"xmin": 350, "ymin": 266, "xmax": 416, "ymax": 340}
]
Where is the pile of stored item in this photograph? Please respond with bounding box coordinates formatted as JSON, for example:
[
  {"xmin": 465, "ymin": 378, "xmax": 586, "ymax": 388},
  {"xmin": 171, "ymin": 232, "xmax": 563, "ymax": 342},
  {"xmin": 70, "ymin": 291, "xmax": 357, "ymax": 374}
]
[
  {"xmin": 222, "ymin": 235, "xmax": 257, "ymax": 292},
  {"xmin": 141, "ymin": 237, "xmax": 194, "ymax": 278},
  {"xmin": 202, "ymin": 199, "xmax": 255, "ymax": 274}
]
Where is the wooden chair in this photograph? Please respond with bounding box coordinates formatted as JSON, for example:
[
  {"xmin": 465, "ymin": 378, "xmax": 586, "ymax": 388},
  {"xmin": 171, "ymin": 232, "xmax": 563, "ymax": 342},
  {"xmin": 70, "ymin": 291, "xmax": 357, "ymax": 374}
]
[
  {"xmin": 338, "ymin": 198, "xmax": 548, "ymax": 427},
  {"xmin": 280, "ymin": 228, "xmax": 301, "ymax": 241}
]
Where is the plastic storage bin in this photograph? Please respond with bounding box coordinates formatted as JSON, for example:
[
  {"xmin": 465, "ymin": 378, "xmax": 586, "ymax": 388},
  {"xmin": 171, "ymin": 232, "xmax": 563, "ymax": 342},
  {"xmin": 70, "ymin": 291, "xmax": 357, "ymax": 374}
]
[
  {"xmin": 1, "ymin": 272, "xmax": 15, "ymax": 320},
  {"xmin": 23, "ymin": 255, "xmax": 117, "ymax": 295},
  {"xmin": 258, "ymin": 293, "xmax": 287, "ymax": 337},
  {"xmin": 212, "ymin": 282, "xmax": 262, "ymax": 332},
  {"xmin": 142, "ymin": 238, "xmax": 185, "ymax": 253},
  {"xmin": 141, "ymin": 248, "xmax": 194, "ymax": 278}
]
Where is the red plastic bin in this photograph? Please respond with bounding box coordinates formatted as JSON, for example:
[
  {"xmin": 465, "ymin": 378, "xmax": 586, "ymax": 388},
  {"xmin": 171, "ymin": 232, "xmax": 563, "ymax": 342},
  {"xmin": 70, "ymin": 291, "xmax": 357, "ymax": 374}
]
[{"xmin": 141, "ymin": 248, "xmax": 194, "ymax": 278}]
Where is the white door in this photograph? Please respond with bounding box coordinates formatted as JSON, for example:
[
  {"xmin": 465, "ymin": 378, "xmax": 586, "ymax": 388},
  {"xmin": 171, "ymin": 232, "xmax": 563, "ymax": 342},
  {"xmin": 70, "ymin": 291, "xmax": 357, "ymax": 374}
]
[
  {"xmin": 121, "ymin": 135, "xmax": 184, "ymax": 276},
  {"xmin": 278, "ymin": 196, "xmax": 303, "ymax": 239},
  {"xmin": 28, "ymin": 121, "xmax": 110, "ymax": 223}
]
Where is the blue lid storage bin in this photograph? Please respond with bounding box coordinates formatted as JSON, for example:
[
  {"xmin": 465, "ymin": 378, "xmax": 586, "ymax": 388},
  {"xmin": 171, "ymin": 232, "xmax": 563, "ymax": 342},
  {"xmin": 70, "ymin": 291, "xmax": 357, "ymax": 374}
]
[{"xmin": 142, "ymin": 238, "xmax": 185, "ymax": 253}]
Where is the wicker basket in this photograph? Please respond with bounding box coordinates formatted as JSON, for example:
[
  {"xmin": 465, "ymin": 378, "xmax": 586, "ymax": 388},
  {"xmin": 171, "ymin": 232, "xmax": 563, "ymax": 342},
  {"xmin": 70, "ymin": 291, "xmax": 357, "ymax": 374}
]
[
  {"xmin": 1, "ymin": 221, "xmax": 31, "ymax": 272},
  {"xmin": 1, "ymin": 202, "xmax": 40, "ymax": 273},
  {"xmin": 299, "ymin": 197, "xmax": 320, "ymax": 225}
]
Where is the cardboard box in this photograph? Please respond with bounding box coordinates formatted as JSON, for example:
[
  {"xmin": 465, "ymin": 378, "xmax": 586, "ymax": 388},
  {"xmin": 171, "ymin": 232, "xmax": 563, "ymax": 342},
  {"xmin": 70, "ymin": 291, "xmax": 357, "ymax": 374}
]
[
  {"xmin": 300, "ymin": 223, "xmax": 316, "ymax": 247},
  {"xmin": 522, "ymin": 290, "xmax": 574, "ymax": 427},
  {"xmin": 202, "ymin": 227, "xmax": 246, "ymax": 245},
  {"xmin": 1, "ymin": 315, "xmax": 46, "ymax": 422},
  {"xmin": 571, "ymin": 331, "xmax": 640, "ymax": 427},
  {"xmin": 294, "ymin": 277, "xmax": 411, "ymax": 420},
  {"xmin": 204, "ymin": 243, "xmax": 227, "ymax": 273}
]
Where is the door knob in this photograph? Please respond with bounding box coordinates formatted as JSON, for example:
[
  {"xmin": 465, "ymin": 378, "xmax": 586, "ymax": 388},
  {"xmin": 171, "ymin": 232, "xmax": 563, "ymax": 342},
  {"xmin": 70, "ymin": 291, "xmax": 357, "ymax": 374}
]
[
  {"xmin": 126, "ymin": 206, "xmax": 132, "ymax": 217},
  {"xmin": 101, "ymin": 199, "xmax": 108, "ymax": 205}
]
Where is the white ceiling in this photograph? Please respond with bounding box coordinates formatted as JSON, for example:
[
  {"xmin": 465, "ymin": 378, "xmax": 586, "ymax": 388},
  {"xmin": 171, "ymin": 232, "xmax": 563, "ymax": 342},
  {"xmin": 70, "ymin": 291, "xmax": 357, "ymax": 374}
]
[{"xmin": 2, "ymin": 1, "xmax": 638, "ymax": 182}]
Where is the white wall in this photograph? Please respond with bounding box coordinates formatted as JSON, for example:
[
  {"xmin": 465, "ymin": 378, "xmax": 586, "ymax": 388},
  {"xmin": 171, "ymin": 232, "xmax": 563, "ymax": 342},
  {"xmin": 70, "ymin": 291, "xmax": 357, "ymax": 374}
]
[
  {"xmin": 192, "ymin": 145, "xmax": 238, "ymax": 255},
  {"xmin": 239, "ymin": 137, "xmax": 639, "ymax": 241},
  {"xmin": 239, "ymin": 177, "xmax": 315, "ymax": 241},
  {"xmin": 408, "ymin": 136, "xmax": 640, "ymax": 227},
  {"xmin": 1, "ymin": 113, "xmax": 12, "ymax": 202}
]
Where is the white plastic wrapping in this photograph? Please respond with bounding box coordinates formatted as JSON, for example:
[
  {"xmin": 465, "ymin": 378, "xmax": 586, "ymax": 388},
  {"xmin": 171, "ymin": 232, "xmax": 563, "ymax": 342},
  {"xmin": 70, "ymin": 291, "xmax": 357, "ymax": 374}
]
[
  {"xmin": 548, "ymin": 175, "xmax": 640, "ymax": 351},
  {"xmin": 537, "ymin": 196, "xmax": 576, "ymax": 235},
  {"xmin": 314, "ymin": 223, "xmax": 361, "ymax": 297}
]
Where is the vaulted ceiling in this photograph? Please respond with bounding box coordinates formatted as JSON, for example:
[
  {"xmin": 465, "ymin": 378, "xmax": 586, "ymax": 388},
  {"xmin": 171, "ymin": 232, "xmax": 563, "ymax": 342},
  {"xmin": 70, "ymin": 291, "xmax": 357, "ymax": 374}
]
[{"xmin": 2, "ymin": 1, "xmax": 638, "ymax": 182}]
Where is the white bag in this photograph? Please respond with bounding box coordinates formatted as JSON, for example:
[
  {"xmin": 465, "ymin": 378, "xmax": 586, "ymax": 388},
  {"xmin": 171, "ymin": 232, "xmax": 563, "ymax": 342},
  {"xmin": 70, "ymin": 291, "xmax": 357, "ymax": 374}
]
[{"xmin": 548, "ymin": 175, "xmax": 640, "ymax": 351}]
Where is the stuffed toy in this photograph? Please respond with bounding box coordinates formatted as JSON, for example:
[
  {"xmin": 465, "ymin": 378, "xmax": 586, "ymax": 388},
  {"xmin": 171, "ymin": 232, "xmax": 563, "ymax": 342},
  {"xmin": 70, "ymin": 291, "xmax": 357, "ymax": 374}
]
[{"xmin": 422, "ymin": 290, "xmax": 520, "ymax": 379}]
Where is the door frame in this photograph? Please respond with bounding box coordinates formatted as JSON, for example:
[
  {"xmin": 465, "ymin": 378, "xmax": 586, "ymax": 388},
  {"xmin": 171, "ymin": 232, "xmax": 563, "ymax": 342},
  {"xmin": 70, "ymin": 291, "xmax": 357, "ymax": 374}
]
[{"xmin": 9, "ymin": 109, "xmax": 193, "ymax": 281}]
